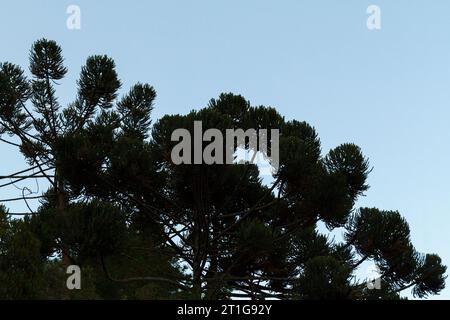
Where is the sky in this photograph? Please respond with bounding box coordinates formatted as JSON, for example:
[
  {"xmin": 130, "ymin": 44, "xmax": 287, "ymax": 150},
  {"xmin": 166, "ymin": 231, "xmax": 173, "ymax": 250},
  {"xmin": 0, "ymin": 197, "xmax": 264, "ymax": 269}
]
[{"xmin": 0, "ymin": 0, "xmax": 449, "ymax": 299}]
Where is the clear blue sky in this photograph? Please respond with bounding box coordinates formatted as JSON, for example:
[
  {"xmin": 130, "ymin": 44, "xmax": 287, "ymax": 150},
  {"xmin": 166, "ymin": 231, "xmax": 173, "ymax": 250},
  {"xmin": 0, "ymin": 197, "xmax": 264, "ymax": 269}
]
[{"xmin": 1, "ymin": 0, "xmax": 449, "ymax": 299}]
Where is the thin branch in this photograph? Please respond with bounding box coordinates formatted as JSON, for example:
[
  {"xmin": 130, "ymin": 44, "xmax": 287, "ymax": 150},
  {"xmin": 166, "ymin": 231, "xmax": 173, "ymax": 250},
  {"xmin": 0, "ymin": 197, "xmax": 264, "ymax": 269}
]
[
  {"xmin": 0, "ymin": 161, "xmax": 52, "ymax": 177},
  {"xmin": 22, "ymin": 187, "xmax": 36, "ymax": 214},
  {"xmin": 393, "ymin": 282, "xmax": 416, "ymax": 294},
  {"xmin": 100, "ymin": 255, "xmax": 189, "ymax": 291},
  {"xmin": 0, "ymin": 195, "xmax": 46, "ymax": 203},
  {"xmin": 216, "ymin": 177, "xmax": 282, "ymax": 239},
  {"xmin": 0, "ymin": 137, "xmax": 21, "ymax": 148},
  {"xmin": 6, "ymin": 122, "xmax": 55, "ymax": 186},
  {"xmin": 0, "ymin": 175, "xmax": 54, "ymax": 179},
  {"xmin": 5, "ymin": 212, "xmax": 38, "ymax": 216},
  {"xmin": 352, "ymin": 255, "xmax": 370, "ymax": 270},
  {"xmin": 20, "ymin": 102, "xmax": 40, "ymax": 127},
  {"xmin": 0, "ymin": 167, "xmax": 54, "ymax": 188}
]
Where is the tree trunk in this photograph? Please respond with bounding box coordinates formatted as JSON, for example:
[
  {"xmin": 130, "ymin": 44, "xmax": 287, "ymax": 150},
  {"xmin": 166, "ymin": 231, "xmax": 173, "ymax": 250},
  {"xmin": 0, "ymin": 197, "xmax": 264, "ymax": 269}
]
[{"xmin": 55, "ymin": 162, "xmax": 70, "ymax": 265}]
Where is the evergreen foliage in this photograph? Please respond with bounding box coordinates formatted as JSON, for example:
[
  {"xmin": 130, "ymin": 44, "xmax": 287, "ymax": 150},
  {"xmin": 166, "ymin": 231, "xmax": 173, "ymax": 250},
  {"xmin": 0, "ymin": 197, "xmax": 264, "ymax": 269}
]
[{"xmin": 0, "ymin": 39, "xmax": 446, "ymax": 299}]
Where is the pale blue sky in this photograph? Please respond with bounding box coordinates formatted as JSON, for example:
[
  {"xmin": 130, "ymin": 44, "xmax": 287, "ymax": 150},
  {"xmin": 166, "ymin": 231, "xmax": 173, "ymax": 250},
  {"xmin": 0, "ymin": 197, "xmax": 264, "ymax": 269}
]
[{"xmin": 0, "ymin": 0, "xmax": 449, "ymax": 299}]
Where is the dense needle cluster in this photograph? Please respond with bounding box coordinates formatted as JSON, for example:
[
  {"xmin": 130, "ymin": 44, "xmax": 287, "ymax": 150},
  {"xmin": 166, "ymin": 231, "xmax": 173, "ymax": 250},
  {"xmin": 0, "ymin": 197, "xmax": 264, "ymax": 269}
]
[{"xmin": 0, "ymin": 39, "xmax": 446, "ymax": 299}]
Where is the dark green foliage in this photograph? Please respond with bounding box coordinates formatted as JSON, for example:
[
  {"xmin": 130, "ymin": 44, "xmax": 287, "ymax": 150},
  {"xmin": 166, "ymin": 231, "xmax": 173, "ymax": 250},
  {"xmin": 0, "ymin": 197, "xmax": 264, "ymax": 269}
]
[
  {"xmin": 30, "ymin": 39, "xmax": 67, "ymax": 80},
  {"xmin": 346, "ymin": 208, "xmax": 413, "ymax": 265},
  {"xmin": 324, "ymin": 143, "xmax": 370, "ymax": 198},
  {"xmin": 0, "ymin": 39, "xmax": 446, "ymax": 300},
  {"xmin": 57, "ymin": 201, "xmax": 127, "ymax": 262},
  {"xmin": 0, "ymin": 207, "xmax": 44, "ymax": 299},
  {"xmin": 118, "ymin": 83, "xmax": 156, "ymax": 139},
  {"xmin": 296, "ymin": 256, "xmax": 353, "ymax": 299},
  {"xmin": 413, "ymin": 254, "xmax": 447, "ymax": 298},
  {"xmin": 78, "ymin": 55, "xmax": 121, "ymax": 109},
  {"xmin": 0, "ymin": 63, "xmax": 30, "ymax": 128}
]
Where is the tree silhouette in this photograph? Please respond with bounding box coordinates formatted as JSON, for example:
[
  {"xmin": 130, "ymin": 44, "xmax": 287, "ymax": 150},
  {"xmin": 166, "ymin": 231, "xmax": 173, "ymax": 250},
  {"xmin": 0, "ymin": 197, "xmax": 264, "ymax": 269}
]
[{"xmin": 0, "ymin": 39, "xmax": 446, "ymax": 299}]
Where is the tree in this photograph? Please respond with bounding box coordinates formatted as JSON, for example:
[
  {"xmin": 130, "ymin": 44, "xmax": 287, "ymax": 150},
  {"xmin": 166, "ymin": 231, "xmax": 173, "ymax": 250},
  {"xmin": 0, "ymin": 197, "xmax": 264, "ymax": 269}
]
[
  {"xmin": 0, "ymin": 39, "xmax": 184, "ymax": 299},
  {"xmin": 0, "ymin": 39, "xmax": 446, "ymax": 299}
]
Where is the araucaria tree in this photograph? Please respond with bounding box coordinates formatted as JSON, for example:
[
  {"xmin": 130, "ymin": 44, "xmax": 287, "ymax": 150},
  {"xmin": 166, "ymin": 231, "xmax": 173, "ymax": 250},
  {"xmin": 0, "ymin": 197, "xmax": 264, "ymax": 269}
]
[{"xmin": 0, "ymin": 39, "xmax": 446, "ymax": 299}]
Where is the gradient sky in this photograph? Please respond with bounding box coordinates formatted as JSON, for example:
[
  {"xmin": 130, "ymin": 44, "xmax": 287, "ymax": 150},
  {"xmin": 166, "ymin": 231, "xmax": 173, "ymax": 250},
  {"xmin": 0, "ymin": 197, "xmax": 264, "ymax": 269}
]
[{"xmin": 0, "ymin": 0, "xmax": 449, "ymax": 299}]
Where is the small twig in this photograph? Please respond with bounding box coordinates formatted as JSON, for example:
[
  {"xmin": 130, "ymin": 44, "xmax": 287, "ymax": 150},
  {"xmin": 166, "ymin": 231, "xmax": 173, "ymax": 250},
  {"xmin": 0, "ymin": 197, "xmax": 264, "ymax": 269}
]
[{"xmin": 0, "ymin": 195, "xmax": 47, "ymax": 203}]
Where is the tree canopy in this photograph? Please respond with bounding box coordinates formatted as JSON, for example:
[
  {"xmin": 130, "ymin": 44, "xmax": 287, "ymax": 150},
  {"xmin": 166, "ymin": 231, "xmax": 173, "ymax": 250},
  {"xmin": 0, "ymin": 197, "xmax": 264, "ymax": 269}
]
[{"xmin": 0, "ymin": 39, "xmax": 446, "ymax": 299}]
